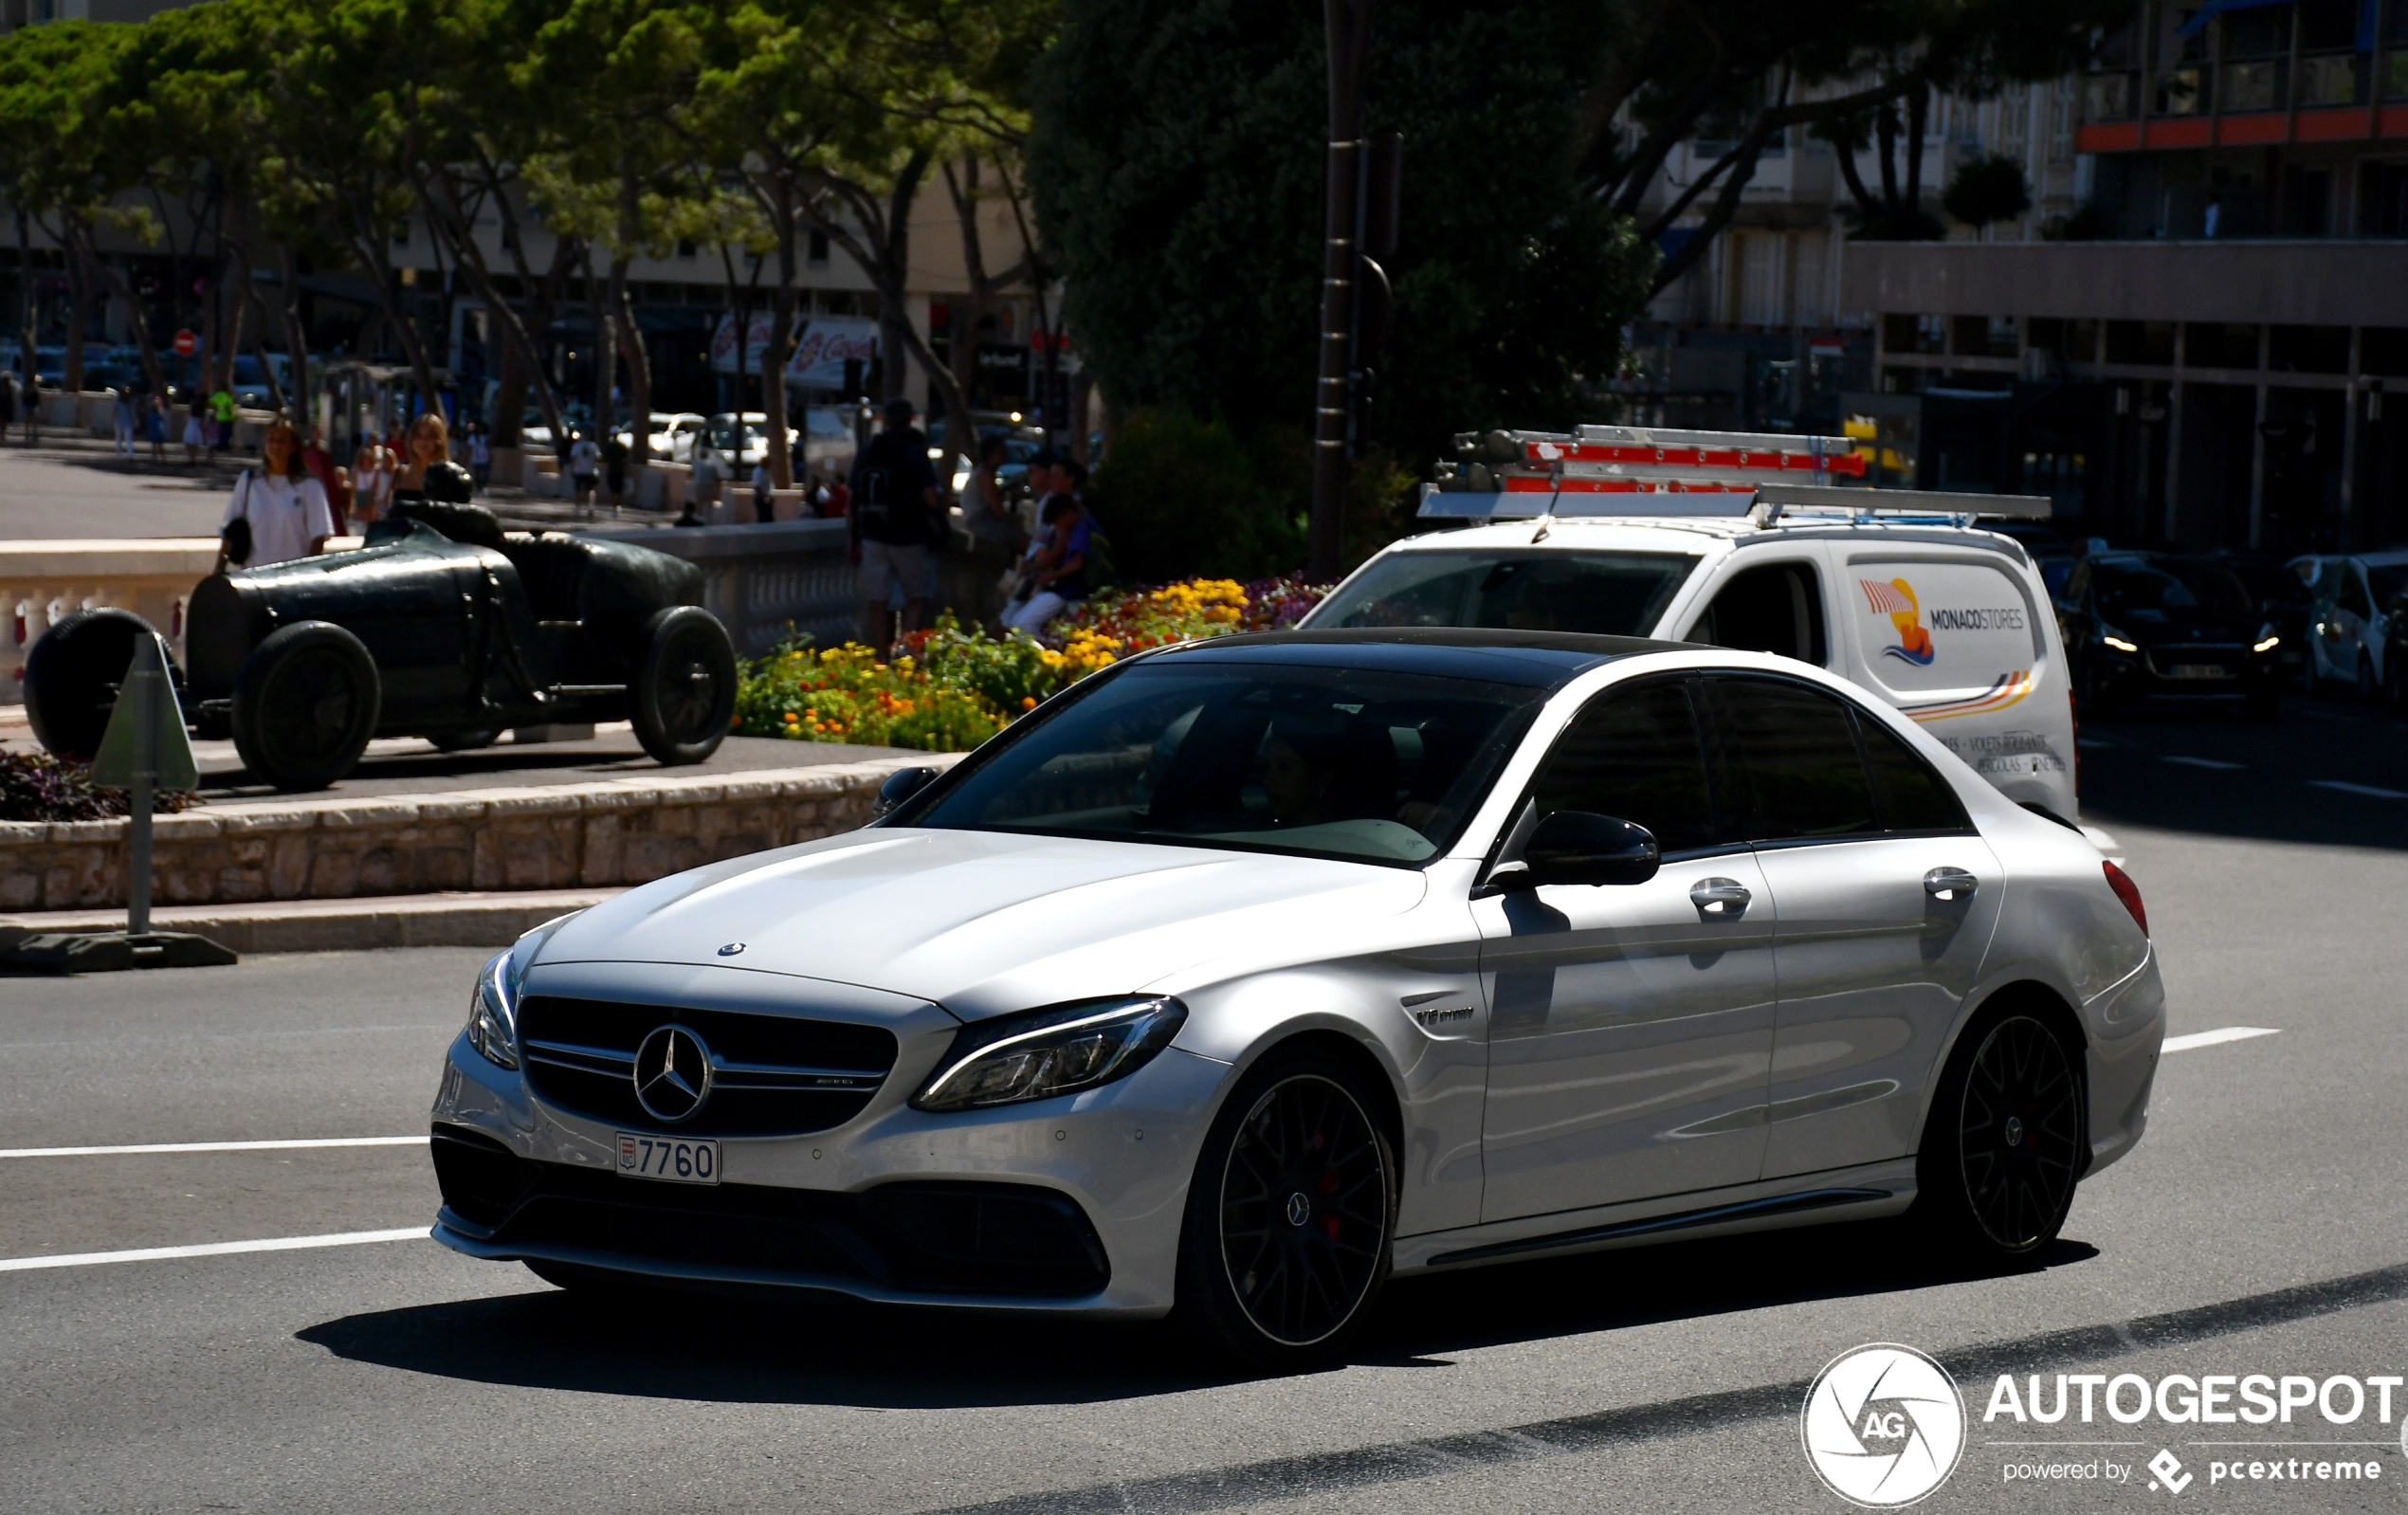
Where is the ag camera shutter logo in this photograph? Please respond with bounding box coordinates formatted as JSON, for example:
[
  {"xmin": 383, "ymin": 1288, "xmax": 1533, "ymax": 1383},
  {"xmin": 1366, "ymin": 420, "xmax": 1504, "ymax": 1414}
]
[{"xmin": 1802, "ymin": 1343, "xmax": 1967, "ymax": 1506}]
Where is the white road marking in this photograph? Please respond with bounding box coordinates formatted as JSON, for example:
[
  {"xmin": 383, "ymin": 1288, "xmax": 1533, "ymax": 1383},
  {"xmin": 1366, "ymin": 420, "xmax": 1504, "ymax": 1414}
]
[
  {"xmin": 0, "ymin": 1136, "xmax": 427, "ymax": 1160},
  {"xmin": 2162, "ymin": 756, "xmax": 2246, "ymax": 771},
  {"xmin": 2162, "ymin": 1027, "xmax": 2281, "ymax": 1054},
  {"xmin": 2309, "ymin": 779, "xmax": 2408, "ymax": 800},
  {"xmin": 0, "ymin": 1227, "xmax": 428, "ymax": 1274}
]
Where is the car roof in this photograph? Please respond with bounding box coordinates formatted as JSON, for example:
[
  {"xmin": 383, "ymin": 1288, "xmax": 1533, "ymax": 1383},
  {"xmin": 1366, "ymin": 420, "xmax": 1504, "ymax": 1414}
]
[
  {"xmin": 1148, "ymin": 627, "xmax": 1691, "ymax": 689},
  {"xmin": 1375, "ymin": 514, "xmax": 2033, "ymax": 559}
]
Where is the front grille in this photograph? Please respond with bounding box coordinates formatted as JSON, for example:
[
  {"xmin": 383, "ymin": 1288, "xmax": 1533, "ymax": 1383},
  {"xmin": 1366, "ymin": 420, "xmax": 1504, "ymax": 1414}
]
[
  {"xmin": 2145, "ymin": 644, "xmax": 2244, "ymax": 680},
  {"xmin": 516, "ymin": 995, "xmax": 899, "ymax": 1138},
  {"xmin": 430, "ymin": 1125, "xmax": 1109, "ymax": 1296}
]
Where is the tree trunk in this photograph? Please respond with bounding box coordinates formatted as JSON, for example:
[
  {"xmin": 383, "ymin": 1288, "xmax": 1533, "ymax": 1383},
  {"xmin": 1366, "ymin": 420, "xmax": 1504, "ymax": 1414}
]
[
  {"xmin": 16, "ymin": 209, "xmax": 37, "ymax": 395},
  {"xmin": 586, "ymin": 250, "xmax": 611, "ymax": 459},
  {"xmin": 761, "ymin": 183, "xmax": 797, "ymax": 490},
  {"xmin": 278, "ymin": 244, "xmax": 311, "ymax": 422},
  {"xmin": 611, "ymin": 170, "xmax": 649, "ymax": 478},
  {"xmin": 1876, "ymin": 104, "xmax": 1900, "ymax": 210},
  {"xmin": 63, "ymin": 239, "xmax": 90, "ymax": 395},
  {"xmin": 1905, "ymin": 86, "xmax": 1928, "ymax": 210}
]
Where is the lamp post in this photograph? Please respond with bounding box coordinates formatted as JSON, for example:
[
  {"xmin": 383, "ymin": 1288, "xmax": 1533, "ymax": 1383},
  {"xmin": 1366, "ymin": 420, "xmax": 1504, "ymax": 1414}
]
[{"xmin": 1309, "ymin": 0, "xmax": 1374, "ymax": 581}]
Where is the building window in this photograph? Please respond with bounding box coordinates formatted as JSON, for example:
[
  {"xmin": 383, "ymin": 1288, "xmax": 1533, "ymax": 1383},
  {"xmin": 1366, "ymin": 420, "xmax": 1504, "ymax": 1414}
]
[
  {"xmin": 2048, "ymin": 82, "xmax": 2076, "ymax": 160},
  {"xmin": 2223, "ymin": 60, "xmax": 2285, "ymax": 111},
  {"xmin": 808, "ymin": 229, "xmax": 830, "ymax": 264},
  {"xmin": 2106, "ymin": 320, "xmax": 2177, "ymax": 366},
  {"xmin": 675, "ymin": 238, "xmax": 697, "ymax": 260},
  {"xmin": 2084, "ymin": 73, "xmax": 2135, "ymax": 122},
  {"xmin": 2297, "ymin": 53, "xmax": 2361, "ymax": 107}
]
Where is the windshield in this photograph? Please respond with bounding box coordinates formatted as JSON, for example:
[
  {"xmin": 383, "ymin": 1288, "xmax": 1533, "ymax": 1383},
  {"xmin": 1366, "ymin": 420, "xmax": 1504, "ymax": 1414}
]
[
  {"xmin": 1313, "ymin": 549, "xmax": 1699, "ymax": 637},
  {"xmin": 2096, "ymin": 559, "xmax": 2253, "ymax": 620},
  {"xmin": 908, "ymin": 659, "xmax": 1549, "ymax": 866},
  {"xmin": 2368, "ymin": 564, "xmax": 2408, "ymax": 604}
]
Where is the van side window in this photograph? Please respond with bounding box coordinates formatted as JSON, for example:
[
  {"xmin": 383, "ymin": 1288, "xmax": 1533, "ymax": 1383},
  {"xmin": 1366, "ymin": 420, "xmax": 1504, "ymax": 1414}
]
[
  {"xmin": 1706, "ymin": 675, "xmax": 1877, "ymax": 842},
  {"xmin": 1857, "ymin": 715, "xmax": 1973, "ymax": 833},
  {"xmin": 1529, "ymin": 680, "xmax": 1717, "ymax": 854},
  {"xmin": 1690, "ymin": 562, "xmax": 1827, "ymax": 666}
]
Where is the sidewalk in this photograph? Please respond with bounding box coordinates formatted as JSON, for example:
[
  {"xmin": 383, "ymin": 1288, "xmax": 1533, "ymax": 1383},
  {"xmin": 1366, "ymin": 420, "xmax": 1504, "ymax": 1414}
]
[{"xmin": 0, "ymin": 887, "xmax": 617, "ymax": 955}]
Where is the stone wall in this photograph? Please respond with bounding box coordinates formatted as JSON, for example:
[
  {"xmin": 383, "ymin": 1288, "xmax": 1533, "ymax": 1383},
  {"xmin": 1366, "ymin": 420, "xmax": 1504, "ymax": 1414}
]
[{"xmin": 0, "ymin": 757, "xmax": 956, "ymax": 913}]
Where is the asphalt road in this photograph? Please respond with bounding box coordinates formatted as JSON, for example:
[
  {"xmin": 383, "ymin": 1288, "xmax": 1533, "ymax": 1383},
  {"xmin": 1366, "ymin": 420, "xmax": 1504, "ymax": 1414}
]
[{"xmin": 3, "ymin": 688, "xmax": 2406, "ymax": 1514}]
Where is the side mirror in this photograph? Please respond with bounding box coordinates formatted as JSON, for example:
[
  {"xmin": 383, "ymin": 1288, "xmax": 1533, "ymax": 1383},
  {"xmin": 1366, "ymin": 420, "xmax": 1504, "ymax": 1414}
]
[
  {"xmin": 1507, "ymin": 811, "xmax": 1660, "ymax": 888},
  {"xmin": 873, "ymin": 764, "xmax": 939, "ymax": 817}
]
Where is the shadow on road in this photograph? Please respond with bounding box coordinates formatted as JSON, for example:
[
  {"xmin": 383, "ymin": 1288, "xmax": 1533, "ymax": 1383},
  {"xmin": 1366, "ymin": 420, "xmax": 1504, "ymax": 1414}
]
[
  {"xmin": 295, "ymin": 1216, "xmax": 2098, "ymax": 1409},
  {"xmin": 2078, "ymin": 693, "xmax": 2408, "ymax": 851}
]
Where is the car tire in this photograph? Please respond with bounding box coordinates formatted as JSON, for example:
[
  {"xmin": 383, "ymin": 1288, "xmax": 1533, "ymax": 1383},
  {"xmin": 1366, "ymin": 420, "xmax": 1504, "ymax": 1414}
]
[
  {"xmin": 230, "ymin": 621, "xmax": 381, "ymax": 791},
  {"xmin": 24, "ymin": 607, "xmax": 159, "ymax": 761},
  {"xmin": 1172, "ymin": 1049, "xmax": 1397, "ymax": 1371},
  {"xmin": 1914, "ymin": 1002, "xmax": 2087, "ymax": 1267},
  {"xmin": 630, "ymin": 606, "xmax": 736, "ymax": 766},
  {"xmin": 429, "ymin": 728, "xmax": 501, "ymax": 752}
]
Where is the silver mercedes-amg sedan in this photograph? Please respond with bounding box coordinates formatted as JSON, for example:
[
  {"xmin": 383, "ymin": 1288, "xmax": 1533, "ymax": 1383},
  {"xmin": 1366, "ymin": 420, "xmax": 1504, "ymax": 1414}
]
[{"xmin": 429, "ymin": 629, "xmax": 2163, "ymax": 1366}]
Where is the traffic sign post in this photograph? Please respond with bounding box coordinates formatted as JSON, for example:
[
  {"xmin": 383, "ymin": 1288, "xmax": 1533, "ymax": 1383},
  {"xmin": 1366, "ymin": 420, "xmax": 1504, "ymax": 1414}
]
[
  {"xmin": 173, "ymin": 329, "xmax": 197, "ymax": 358},
  {"xmin": 0, "ymin": 635, "xmax": 234, "ymax": 975}
]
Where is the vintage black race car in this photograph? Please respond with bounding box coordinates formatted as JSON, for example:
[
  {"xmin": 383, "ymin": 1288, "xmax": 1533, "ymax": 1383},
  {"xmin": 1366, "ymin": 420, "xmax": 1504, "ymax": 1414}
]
[{"xmin": 26, "ymin": 501, "xmax": 738, "ymax": 790}]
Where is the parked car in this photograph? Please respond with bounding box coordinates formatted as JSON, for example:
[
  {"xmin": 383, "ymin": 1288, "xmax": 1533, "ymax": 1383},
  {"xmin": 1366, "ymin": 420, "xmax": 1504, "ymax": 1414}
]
[
  {"xmin": 1984, "ymin": 520, "xmax": 2077, "ymax": 596},
  {"xmin": 2213, "ymin": 550, "xmax": 2318, "ymax": 687},
  {"xmin": 2057, "ymin": 552, "xmax": 2282, "ymax": 719},
  {"xmin": 22, "ymin": 501, "xmax": 737, "ymax": 790},
  {"xmin": 425, "ymin": 628, "xmax": 2162, "ymax": 1366},
  {"xmin": 701, "ymin": 411, "xmax": 770, "ymax": 470},
  {"xmin": 2294, "ymin": 550, "xmax": 2408, "ymax": 698},
  {"xmin": 611, "ymin": 411, "xmax": 707, "ymax": 465}
]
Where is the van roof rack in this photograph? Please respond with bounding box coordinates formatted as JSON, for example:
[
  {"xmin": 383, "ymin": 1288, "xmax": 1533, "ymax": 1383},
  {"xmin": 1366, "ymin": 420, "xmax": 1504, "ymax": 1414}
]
[{"xmin": 1423, "ymin": 424, "xmax": 2052, "ymax": 523}]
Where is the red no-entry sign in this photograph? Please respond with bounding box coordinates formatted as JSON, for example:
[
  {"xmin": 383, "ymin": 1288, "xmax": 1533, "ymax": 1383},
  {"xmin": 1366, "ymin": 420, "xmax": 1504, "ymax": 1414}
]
[{"xmin": 172, "ymin": 329, "xmax": 196, "ymax": 357}]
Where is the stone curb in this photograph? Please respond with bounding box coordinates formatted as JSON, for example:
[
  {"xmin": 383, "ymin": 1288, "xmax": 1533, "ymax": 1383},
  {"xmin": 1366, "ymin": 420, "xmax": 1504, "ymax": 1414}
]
[
  {"xmin": 0, "ymin": 888, "xmax": 621, "ymax": 956},
  {"xmin": 1, "ymin": 753, "xmax": 961, "ymax": 914}
]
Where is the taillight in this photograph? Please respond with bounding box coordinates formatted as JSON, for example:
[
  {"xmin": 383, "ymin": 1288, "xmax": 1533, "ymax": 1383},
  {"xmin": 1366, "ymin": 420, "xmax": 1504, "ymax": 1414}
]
[{"xmin": 2103, "ymin": 860, "xmax": 2146, "ymax": 936}]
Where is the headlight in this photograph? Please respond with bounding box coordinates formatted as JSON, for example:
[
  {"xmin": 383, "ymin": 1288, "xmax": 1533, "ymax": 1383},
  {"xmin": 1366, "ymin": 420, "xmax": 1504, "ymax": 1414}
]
[
  {"xmin": 913, "ymin": 996, "xmax": 1187, "ymax": 1112},
  {"xmin": 465, "ymin": 951, "xmax": 520, "ymax": 1069},
  {"xmin": 2101, "ymin": 630, "xmax": 2139, "ymax": 654},
  {"xmin": 2253, "ymin": 625, "xmax": 2281, "ymax": 653}
]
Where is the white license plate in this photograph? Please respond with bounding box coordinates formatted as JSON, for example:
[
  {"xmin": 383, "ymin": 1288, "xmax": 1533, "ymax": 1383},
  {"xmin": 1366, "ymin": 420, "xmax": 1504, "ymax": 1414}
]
[
  {"xmin": 2167, "ymin": 664, "xmax": 2232, "ymax": 680},
  {"xmin": 616, "ymin": 1132, "xmax": 720, "ymax": 1184}
]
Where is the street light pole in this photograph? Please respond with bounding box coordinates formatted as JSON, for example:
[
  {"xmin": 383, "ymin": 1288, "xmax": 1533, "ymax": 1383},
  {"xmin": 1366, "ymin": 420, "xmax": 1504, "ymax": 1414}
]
[{"xmin": 1309, "ymin": 0, "xmax": 1374, "ymax": 582}]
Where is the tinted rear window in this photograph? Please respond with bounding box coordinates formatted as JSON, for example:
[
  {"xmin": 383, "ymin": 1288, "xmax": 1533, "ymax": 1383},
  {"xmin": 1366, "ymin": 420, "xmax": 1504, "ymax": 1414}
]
[{"xmin": 1314, "ymin": 550, "xmax": 1699, "ymax": 637}]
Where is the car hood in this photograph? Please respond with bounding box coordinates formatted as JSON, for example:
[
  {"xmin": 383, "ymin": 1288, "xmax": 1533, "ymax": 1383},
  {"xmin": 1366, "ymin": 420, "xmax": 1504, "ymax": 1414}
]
[
  {"xmin": 534, "ymin": 826, "xmax": 1429, "ymax": 1020},
  {"xmin": 2112, "ymin": 607, "xmax": 2263, "ymax": 643}
]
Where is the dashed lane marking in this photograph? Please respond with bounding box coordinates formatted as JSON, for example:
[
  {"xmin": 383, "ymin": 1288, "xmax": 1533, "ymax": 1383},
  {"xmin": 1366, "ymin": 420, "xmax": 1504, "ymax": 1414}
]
[
  {"xmin": 2162, "ymin": 1027, "xmax": 2281, "ymax": 1054},
  {"xmin": 0, "ymin": 1136, "xmax": 427, "ymax": 1160},
  {"xmin": 2162, "ymin": 756, "xmax": 2247, "ymax": 770},
  {"xmin": 0, "ymin": 1227, "xmax": 428, "ymax": 1273}
]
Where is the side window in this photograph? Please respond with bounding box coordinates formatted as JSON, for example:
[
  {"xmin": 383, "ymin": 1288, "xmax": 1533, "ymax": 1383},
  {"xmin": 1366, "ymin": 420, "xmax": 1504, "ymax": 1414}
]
[
  {"xmin": 1689, "ymin": 561, "xmax": 1828, "ymax": 665},
  {"xmin": 1529, "ymin": 680, "xmax": 1716, "ymax": 854},
  {"xmin": 1857, "ymin": 713, "xmax": 1973, "ymax": 833},
  {"xmin": 1709, "ymin": 675, "xmax": 1877, "ymax": 842}
]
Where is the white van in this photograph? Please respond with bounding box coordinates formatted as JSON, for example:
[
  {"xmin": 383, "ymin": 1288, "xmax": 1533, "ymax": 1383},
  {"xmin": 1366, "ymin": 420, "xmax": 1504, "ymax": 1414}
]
[{"xmin": 1304, "ymin": 479, "xmax": 2081, "ymax": 825}]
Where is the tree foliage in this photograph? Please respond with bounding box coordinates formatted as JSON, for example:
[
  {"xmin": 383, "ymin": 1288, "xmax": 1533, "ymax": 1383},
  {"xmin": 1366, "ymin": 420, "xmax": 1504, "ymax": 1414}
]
[
  {"xmin": 1029, "ymin": 0, "xmax": 1653, "ymax": 480},
  {"xmin": 1942, "ymin": 151, "xmax": 2033, "ymax": 231}
]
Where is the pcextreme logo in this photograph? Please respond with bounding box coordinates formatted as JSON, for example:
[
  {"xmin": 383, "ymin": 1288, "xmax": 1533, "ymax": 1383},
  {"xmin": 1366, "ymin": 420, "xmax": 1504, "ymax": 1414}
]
[
  {"xmin": 1802, "ymin": 1343, "xmax": 1968, "ymax": 1506},
  {"xmin": 1859, "ymin": 578, "xmax": 1936, "ymax": 666}
]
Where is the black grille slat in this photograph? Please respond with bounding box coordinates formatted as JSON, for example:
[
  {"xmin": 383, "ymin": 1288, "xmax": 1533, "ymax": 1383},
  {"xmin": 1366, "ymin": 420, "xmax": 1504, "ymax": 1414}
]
[{"xmin": 516, "ymin": 994, "xmax": 900, "ymax": 1138}]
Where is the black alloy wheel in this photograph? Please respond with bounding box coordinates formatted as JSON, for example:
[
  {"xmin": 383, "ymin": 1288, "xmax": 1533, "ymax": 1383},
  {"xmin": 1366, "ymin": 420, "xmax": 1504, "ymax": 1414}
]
[
  {"xmin": 630, "ymin": 606, "xmax": 736, "ymax": 765},
  {"xmin": 22, "ymin": 606, "xmax": 159, "ymax": 761},
  {"xmin": 1922, "ymin": 1010, "xmax": 2085, "ymax": 1261},
  {"xmin": 230, "ymin": 621, "xmax": 381, "ymax": 791},
  {"xmin": 1177, "ymin": 1057, "xmax": 1396, "ymax": 1367}
]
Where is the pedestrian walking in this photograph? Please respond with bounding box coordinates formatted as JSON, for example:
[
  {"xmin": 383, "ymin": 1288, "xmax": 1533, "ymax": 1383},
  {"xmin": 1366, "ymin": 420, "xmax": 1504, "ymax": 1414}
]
[
  {"xmin": 848, "ymin": 395, "xmax": 942, "ymax": 645},
  {"xmin": 210, "ymin": 384, "xmax": 236, "ymax": 454},
  {"xmin": 603, "ymin": 431, "xmax": 629, "ymax": 509},
  {"xmin": 751, "ymin": 457, "xmax": 775, "ymax": 523},
  {"xmin": 0, "ymin": 372, "xmax": 17, "ymax": 446},
  {"xmin": 466, "ymin": 422, "xmax": 491, "ymax": 493},
  {"xmin": 21, "ymin": 371, "xmax": 39, "ymax": 445},
  {"xmin": 569, "ymin": 430, "xmax": 601, "ymax": 517},
  {"xmin": 219, "ymin": 419, "xmax": 336, "ymax": 571},
  {"xmin": 180, "ymin": 403, "xmax": 206, "ymax": 465},
  {"xmin": 112, "ymin": 390, "xmax": 136, "ymax": 457},
  {"xmin": 351, "ymin": 433, "xmax": 395, "ymax": 528},
  {"xmin": 145, "ymin": 392, "xmax": 167, "ymax": 463}
]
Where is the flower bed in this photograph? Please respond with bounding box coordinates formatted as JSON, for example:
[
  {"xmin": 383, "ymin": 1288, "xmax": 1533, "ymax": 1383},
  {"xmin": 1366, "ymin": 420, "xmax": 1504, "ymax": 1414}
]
[
  {"xmin": 0, "ymin": 750, "xmax": 198, "ymax": 823},
  {"xmin": 733, "ymin": 575, "xmax": 1330, "ymax": 752}
]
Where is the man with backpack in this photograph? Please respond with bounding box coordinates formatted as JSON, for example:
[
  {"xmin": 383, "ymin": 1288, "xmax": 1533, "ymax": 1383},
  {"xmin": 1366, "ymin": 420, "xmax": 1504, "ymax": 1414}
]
[{"xmin": 848, "ymin": 395, "xmax": 942, "ymax": 646}]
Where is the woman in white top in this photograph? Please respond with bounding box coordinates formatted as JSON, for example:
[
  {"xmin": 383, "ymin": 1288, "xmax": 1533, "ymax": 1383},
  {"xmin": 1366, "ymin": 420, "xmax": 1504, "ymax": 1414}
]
[{"xmin": 221, "ymin": 419, "xmax": 337, "ymax": 570}]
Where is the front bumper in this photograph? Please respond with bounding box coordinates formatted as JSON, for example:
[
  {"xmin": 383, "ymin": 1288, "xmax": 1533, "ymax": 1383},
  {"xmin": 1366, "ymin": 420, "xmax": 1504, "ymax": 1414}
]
[{"xmin": 429, "ymin": 1020, "xmax": 1228, "ymax": 1316}]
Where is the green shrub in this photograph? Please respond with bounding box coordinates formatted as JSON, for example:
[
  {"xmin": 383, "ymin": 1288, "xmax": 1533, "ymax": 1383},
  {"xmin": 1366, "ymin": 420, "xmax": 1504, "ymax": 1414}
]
[{"xmin": 1087, "ymin": 409, "xmax": 1304, "ymax": 583}]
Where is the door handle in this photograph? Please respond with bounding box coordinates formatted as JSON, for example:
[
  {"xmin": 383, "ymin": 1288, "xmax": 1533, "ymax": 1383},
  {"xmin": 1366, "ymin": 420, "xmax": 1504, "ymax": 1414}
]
[
  {"xmin": 1689, "ymin": 877, "xmax": 1751, "ymax": 917},
  {"xmin": 1925, "ymin": 867, "xmax": 1979, "ymax": 902}
]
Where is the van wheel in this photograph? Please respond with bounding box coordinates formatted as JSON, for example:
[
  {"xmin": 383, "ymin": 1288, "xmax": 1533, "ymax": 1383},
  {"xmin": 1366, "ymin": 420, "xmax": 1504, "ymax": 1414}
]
[
  {"xmin": 1915, "ymin": 1005, "xmax": 2086, "ymax": 1266},
  {"xmin": 230, "ymin": 621, "xmax": 380, "ymax": 791},
  {"xmin": 1174, "ymin": 1051, "xmax": 1396, "ymax": 1370},
  {"xmin": 630, "ymin": 607, "xmax": 736, "ymax": 765}
]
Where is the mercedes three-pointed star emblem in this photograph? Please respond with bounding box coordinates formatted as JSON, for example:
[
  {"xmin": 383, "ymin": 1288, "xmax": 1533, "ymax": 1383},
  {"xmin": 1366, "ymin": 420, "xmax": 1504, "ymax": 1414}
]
[{"xmin": 632, "ymin": 1024, "xmax": 714, "ymax": 1123}]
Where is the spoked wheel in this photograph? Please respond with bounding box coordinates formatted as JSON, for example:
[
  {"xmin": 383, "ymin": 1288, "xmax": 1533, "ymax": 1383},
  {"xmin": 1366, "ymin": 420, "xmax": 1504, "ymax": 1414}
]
[
  {"xmin": 1918, "ymin": 1009, "xmax": 2086, "ymax": 1263},
  {"xmin": 230, "ymin": 621, "xmax": 381, "ymax": 790},
  {"xmin": 630, "ymin": 606, "xmax": 736, "ymax": 765},
  {"xmin": 1177, "ymin": 1056, "xmax": 1396, "ymax": 1369}
]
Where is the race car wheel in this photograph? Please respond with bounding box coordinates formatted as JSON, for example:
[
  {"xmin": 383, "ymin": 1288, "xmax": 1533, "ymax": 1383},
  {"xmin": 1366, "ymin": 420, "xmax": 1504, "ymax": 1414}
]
[
  {"xmin": 1916, "ymin": 1005, "xmax": 2085, "ymax": 1265},
  {"xmin": 429, "ymin": 728, "xmax": 500, "ymax": 752},
  {"xmin": 1175, "ymin": 1051, "xmax": 1396, "ymax": 1370},
  {"xmin": 630, "ymin": 606, "xmax": 736, "ymax": 766},
  {"xmin": 230, "ymin": 621, "xmax": 381, "ymax": 791},
  {"xmin": 24, "ymin": 606, "xmax": 158, "ymax": 761}
]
